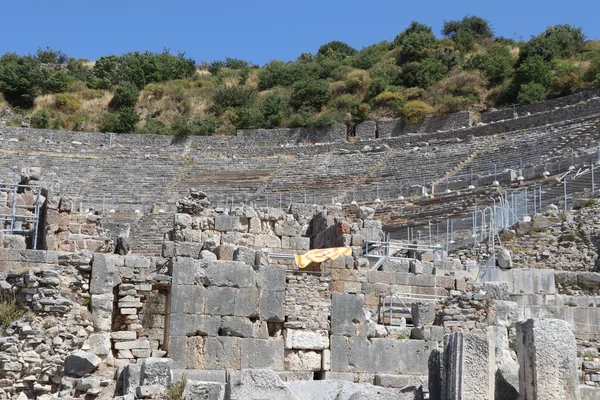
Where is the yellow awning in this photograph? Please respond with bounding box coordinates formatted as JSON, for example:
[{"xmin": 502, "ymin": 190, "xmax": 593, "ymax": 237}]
[{"xmin": 295, "ymin": 247, "xmax": 352, "ymax": 268}]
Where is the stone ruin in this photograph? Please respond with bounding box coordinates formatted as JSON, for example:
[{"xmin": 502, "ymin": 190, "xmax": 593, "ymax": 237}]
[{"xmin": 0, "ymin": 184, "xmax": 598, "ymax": 400}]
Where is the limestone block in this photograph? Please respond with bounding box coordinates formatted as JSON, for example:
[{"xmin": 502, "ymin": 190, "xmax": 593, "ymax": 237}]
[
  {"xmin": 241, "ymin": 338, "xmax": 284, "ymax": 370},
  {"xmin": 91, "ymin": 294, "xmax": 114, "ymax": 332},
  {"xmin": 497, "ymin": 248, "xmax": 513, "ymax": 269},
  {"xmin": 249, "ymin": 217, "xmax": 261, "ymax": 234},
  {"xmin": 220, "ymin": 316, "xmax": 254, "ymax": 338},
  {"xmin": 288, "ymin": 329, "xmax": 330, "ymax": 350},
  {"xmin": 200, "ymin": 249, "xmax": 218, "ymax": 261},
  {"xmin": 90, "ymin": 253, "xmax": 122, "ymax": 295},
  {"xmin": 442, "ymin": 332, "xmax": 493, "ymax": 400},
  {"xmin": 331, "ymin": 293, "xmax": 365, "ymax": 336},
  {"xmin": 169, "ymin": 314, "xmax": 201, "ymax": 336},
  {"xmin": 204, "ymin": 260, "xmax": 255, "ymax": 287},
  {"xmin": 88, "ymin": 333, "xmax": 111, "ymax": 356},
  {"xmin": 216, "ymin": 244, "xmax": 235, "ymax": 261},
  {"xmin": 428, "ymin": 349, "xmax": 443, "ymax": 400},
  {"xmin": 184, "ymin": 380, "xmax": 225, "ymax": 400},
  {"xmin": 120, "ymin": 363, "xmax": 141, "ymax": 395},
  {"xmin": 173, "ymin": 213, "xmax": 192, "ymax": 229},
  {"xmin": 124, "ymin": 254, "xmax": 151, "ymax": 269},
  {"xmin": 63, "ymin": 350, "xmax": 101, "ymax": 377},
  {"xmin": 170, "ymin": 284, "xmax": 205, "ymax": 314},
  {"xmin": 140, "ymin": 357, "xmax": 173, "ymax": 387},
  {"xmin": 205, "ymin": 286, "xmax": 236, "ymax": 316},
  {"xmin": 185, "ymin": 336, "xmax": 241, "ymax": 370},
  {"xmin": 175, "ymin": 242, "xmax": 203, "ymax": 258},
  {"xmin": 233, "ymin": 246, "xmax": 256, "ymax": 266},
  {"xmin": 137, "ymin": 385, "xmax": 165, "ymax": 399},
  {"xmin": 259, "ymin": 289, "xmax": 285, "ymax": 322},
  {"xmin": 233, "ymin": 287, "xmax": 259, "ymax": 318},
  {"xmin": 411, "ymin": 302, "xmax": 436, "ymax": 327},
  {"xmin": 356, "ymin": 206, "xmax": 375, "ymax": 220},
  {"xmin": 274, "ymin": 220, "xmax": 302, "ymax": 237},
  {"xmin": 483, "ymin": 281, "xmax": 510, "ymax": 300},
  {"xmin": 228, "ymin": 369, "xmax": 297, "ymax": 400},
  {"xmin": 255, "ymin": 234, "xmax": 281, "ymax": 249},
  {"xmin": 517, "ymin": 319, "xmax": 578, "ymax": 400},
  {"xmin": 112, "ymin": 331, "xmax": 137, "ymax": 341},
  {"xmin": 170, "ymin": 257, "xmax": 196, "ymax": 285},
  {"xmin": 114, "ymin": 340, "xmax": 150, "ymax": 350},
  {"xmin": 214, "ymin": 215, "xmax": 240, "ymax": 232},
  {"xmin": 284, "ymin": 350, "xmax": 322, "ymax": 371}
]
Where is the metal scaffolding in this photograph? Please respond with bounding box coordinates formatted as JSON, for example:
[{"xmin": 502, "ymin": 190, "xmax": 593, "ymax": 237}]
[{"xmin": 0, "ymin": 176, "xmax": 42, "ymax": 249}]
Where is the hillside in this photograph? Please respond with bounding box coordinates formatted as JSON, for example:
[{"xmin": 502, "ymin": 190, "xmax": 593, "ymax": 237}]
[{"xmin": 0, "ymin": 16, "xmax": 599, "ymax": 135}]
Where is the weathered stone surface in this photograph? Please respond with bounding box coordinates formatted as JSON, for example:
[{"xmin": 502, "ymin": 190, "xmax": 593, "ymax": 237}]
[
  {"xmin": 241, "ymin": 338, "xmax": 284, "ymax": 370},
  {"xmin": 63, "ymin": 350, "xmax": 102, "ymax": 377},
  {"xmin": 411, "ymin": 302, "xmax": 435, "ymax": 327},
  {"xmin": 88, "ymin": 333, "xmax": 111, "ymax": 356},
  {"xmin": 284, "ymin": 350, "xmax": 322, "ymax": 372},
  {"xmin": 233, "ymin": 246, "xmax": 256, "ymax": 266},
  {"xmin": 184, "ymin": 380, "xmax": 225, "ymax": 400},
  {"xmin": 356, "ymin": 206, "xmax": 375, "ymax": 220},
  {"xmin": 483, "ymin": 281, "xmax": 510, "ymax": 300},
  {"xmin": 140, "ymin": 357, "xmax": 173, "ymax": 387},
  {"xmin": 288, "ymin": 330, "xmax": 330, "ymax": 350},
  {"xmin": 442, "ymin": 333, "xmax": 492, "ymax": 400},
  {"xmin": 228, "ymin": 369, "xmax": 298, "ymax": 400},
  {"xmin": 203, "ymin": 260, "xmax": 255, "ymax": 287},
  {"xmin": 170, "ymin": 284, "xmax": 205, "ymax": 314},
  {"xmin": 496, "ymin": 248, "xmax": 512, "ymax": 269},
  {"xmin": 517, "ymin": 319, "xmax": 578, "ymax": 400},
  {"xmin": 287, "ymin": 379, "xmax": 419, "ymax": 400},
  {"xmin": 136, "ymin": 385, "xmax": 165, "ymax": 399},
  {"xmin": 90, "ymin": 253, "xmax": 122, "ymax": 294},
  {"xmin": 331, "ymin": 293, "xmax": 365, "ymax": 336},
  {"xmin": 214, "ymin": 215, "xmax": 240, "ymax": 232},
  {"xmin": 91, "ymin": 294, "xmax": 114, "ymax": 332},
  {"xmin": 205, "ymin": 287, "xmax": 236, "ymax": 316},
  {"xmin": 220, "ymin": 316, "xmax": 254, "ymax": 338}
]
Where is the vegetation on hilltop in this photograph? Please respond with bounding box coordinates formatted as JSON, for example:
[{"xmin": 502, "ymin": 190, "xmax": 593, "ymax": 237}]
[{"xmin": 1, "ymin": 18, "xmax": 599, "ymax": 135}]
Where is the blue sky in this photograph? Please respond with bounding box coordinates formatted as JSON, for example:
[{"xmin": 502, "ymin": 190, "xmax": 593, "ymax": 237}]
[{"xmin": 1, "ymin": 0, "xmax": 598, "ymax": 65}]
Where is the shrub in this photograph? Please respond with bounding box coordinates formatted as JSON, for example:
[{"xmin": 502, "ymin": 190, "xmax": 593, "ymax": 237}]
[
  {"xmin": 350, "ymin": 41, "xmax": 392, "ymax": 70},
  {"xmin": 313, "ymin": 111, "xmax": 343, "ymax": 128},
  {"xmin": 109, "ymin": 83, "xmax": 140, "ymax": 110},
  {"xmin": 0, "ymin": 53, "xmax": 47, "ymax": 108},
  {"xmin": 166, "ymin": 375, "xmax": 187, "ymax": 400},
  {"xmin": 344, "ymin": 70, "xmax": 371, "ymax": 95},
  {"xmin": 291, "ymin": 79, "xmax": 329, "ymax": 111},
  {"xmin": 36, "ymin": 46, "xmax": 68, "ymax": 64},
  {"xmin": 30, "ymin": 109, "xmax": 51, "ymax": 129},
  {"xmin": 170, "ymin": 116, "xmax": 219, "ymax": 136},
  {"xmin": 54, "ymin": 93, "xmax": 82, "ymax": 114},
  {"xmin": 400, "ymin": 100, "xmax": 431, "ymax": 125},
  {"xmin": 517, "ymin": 82, "xmax": 547, "ymax": 104},
  {"xmin": 234, "ymin": 106, "xmax": 265, "ymax": 129},
  {"xmin": 72, "ymin": 114, "xmax": 88, "ymax": 131},
  {"xmin": 549, "ymin": 60, "xmax": 582, "ymax": 97},
  {"xmin": 260, "ymin": 90, "xmax": 291, "ymax": 128},
  {"xmin": 519, "ymin": 24, "xmax": 585, "ymax": 63},
  {"xmin": 258, "ymin": 61, "xmax": 311, "ymax": 90},
  {"xmin": 0, "ymin": 301, "xmax": 24, "ymax": 329},
  {"xmin": 516, "ymin": 56, "xmax": 551, "ymax": 86},
  {"xmin": 289, "ymin": 107, "xmax": 315, "ymax": 127},
  {"xmin": 393, "ymin": 21, "xmax": 437, "ymax": 64},
  {"xmin": 442, "ymin": 15, "xmax": 494, "ymax": 40},
  {"xmin": 317, "ymin": 41, "xmax": 358, "ymax": 60},
  {"xmin": 137, "ymin": 118, "xmax": 171, "ymax": 135},
  {"xmin": 374, "ymin": 90, "xmax": 406, "ymax": 111},
  {"xmin": 399, "ymin": 59, "xmax": 447, "ymax": 88},
  {"xmin": 100, "ymin": 107, "xmax": 139, "ymax": 133},
  {"xmin": 211, "ymin": 86, "xmax": 257, "ymax": 115},
  {"xmin": 465, "ymin": 43, "xmax": 515, "ymax": 84},
  {"xmin": 369, "ymin": 63, "xmax": 402, "ymax": 87}
]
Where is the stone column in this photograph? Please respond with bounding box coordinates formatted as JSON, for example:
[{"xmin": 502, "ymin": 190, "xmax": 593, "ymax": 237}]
[
  {"xmin": 516, "ymin": 318, "xmax": 578, "ymax": 400},
  {"xmin": 442, "ymin": 332, "xmax": 493, "ymax": 400}
]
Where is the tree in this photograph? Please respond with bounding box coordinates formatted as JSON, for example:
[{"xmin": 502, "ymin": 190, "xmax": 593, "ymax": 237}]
[
  {"xmin": 516, "ymin": 55, "xmax": 551, "ymax": 86},
  {"xmin": 394, "ymin": 22, "xmax": 437, "ymax": 64},
  {"xmin": 291, "ymin": 79, "xmax": 329, "ymax": 111},
  {"xmin": 317, "ymin": 41, "xmax": 358, "ymax": 60},
  {"xmin": 211, "ymin": 86, "xmax": 257, "ymax": 115},
  {"xmin": 465, "ymin": 43, "xmax": 515, "ymax": 84},
  {"xmin": 36, "ymin": 46, "xmax": 68, "ymax": 64},
  {"xmin": 519, "ymin": 24, "xmax": 585, "ymax": 63},
  {"xmin": 442, "ymin": 15, "xmax": 494, "ymax": 40},
  {"xmin": 0, "ymin": 53, "xmax": 47, "ymax": 107},
  {"xmin": 260, "ymin": 90, "xmax": 291, "ymax": 128},
  {"xmin": 100, "ymin": 107, "xmax": 139, "ymax": 133},
  {"xmin": 401, "ymin": 100, "xmax": 431, "ymax": 125},
  {"xmin": 517, "ymin": 82, "xmax": 547, "ymax": 104},
  {"xmin": 109, "ymin": 82, "xmax": 140, "ymax": 110},
  {"xmin": 350, "ymin": 41, "xmax": 392, "ymax": 70}
]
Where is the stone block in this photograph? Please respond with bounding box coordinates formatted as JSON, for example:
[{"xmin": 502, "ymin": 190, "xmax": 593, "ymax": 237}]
[
  {"xmin": 355, "ymin": 121, "xmax": 376, "ymax": 140},
  {"xmin": 175, "ymin": 242, "xmax": 203, "ymax": 258},
  {"xmin": 169, "ymin": 314, "xmax": 200, "ymax": 336},
  {"xmin": 170, "ymin": 284, "xmax": 205, "ymax": 314},
  {"xmin": 259, "ymin": 290, "xmax": 285, "ymax": 322},
  {"xmin": 214, "ymin": 215, "xmax": 240, "ymax": 232},
  {"xmin": 330, "ymin": 335, "xmax": 348, "ymax": 372},
  {"xmin": 170, "ymin": 257, "xmax": 196, "ymax": 285},
  {"xmin": 255, "ymin": 234, "xmax": 281, "ymax": 249},
  {"xmin": 483, "ymin": 281, "xmax": 510, "ymax": 300},
  {"xmin": 114, "ymin": 340, "xmax": 150, "ymax": 350},
  {"xmin": 216, "ymin": 244, "xmax": 235, "ymax": 261},
  {"xmin": 288, "ymin": 329, "xmax": 330, "ymax": 350},
  {"xmin": 233, "ymin": 246, "xmax": 256, "ymax": 266},
  {"xmin": 140, "ymin": 357, "xmax": 173, "ymax": 387},
  {"xmin": 284, "ymin": 350, "xmax": 322, "ymax": 371},
  {"xmin": 183, "ymin": 380, "xmax": 225, "ymax": 400},
  {"xmin": 274, "ymin": 220, "xmax": 302, "ymax": 237},
  {"xmin": 220, "ymin": 316, "xmax": 254, "ymax": 338},
  {"xmin": 205, "ymin": 286, "xmax": 236, "ymax": 316},
  {"xmin": 91, "ymin": 294, "xmax": 114, "ymax": 332},
  {"xmin": 88, "ymin": 333, "xmax": 111, "ymax": 356},
  {"xmin": 228, "ymin": 369, "xmax": 297, "ymax": 400},
  {"xmin": 287, "ymin": 237, "xmax": 310, "ymax": 250},
  {"xmin": 112, "ymin": 331, "xmax": 137, "ymax": 341},
  {"xmin": 331, "ymin": 293, "xmax": 365, "ymax": 336},
  {"xmin": 124, "ymin": 254, "xmax": 151, "ymax": 269},
  {"xmin": 185, "ymin": 336, "xmax": 241, "ymax": 370},
  {"xmin": 90, "ymin": 253, "xmax": 122, "ymax": 295},
  {"xmin": 517, "ymin": 319, "xmax": 578, "ymax": 400},
  {"xmin": 241, "ymin": 338, "xmax": 284, "ymax": 370},
  {"xmin": 376, "ymin": 119, "xmax": 403, "ymax": 138},
  {"xmin": 234, "ymin": 287, "xmax": 258, "ymax": 318},
  {"xmin": 442, "ymin": 332, "xmax": 493, "ymax": 400},
  {"xmin": 174, "ymin": 213, "xmax": 192, "ymax": 229},
  {"xmin": 120, "ymin": 363, "xmax": 141, "ymax": 395},
  {"xmin": 204, "ymin": 260, "xmax": 255, "ymax": 288},
  {"xmin": 411, "ymin": 302, "xmax": 436, "ymax": 327},
  {"xmin": 63, "ymin": 350, "xmax": 101, "ymax": 377}
]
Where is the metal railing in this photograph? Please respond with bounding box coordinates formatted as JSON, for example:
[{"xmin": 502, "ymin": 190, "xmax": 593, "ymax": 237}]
[
  {"xmin": 380, "ymin": 292, "xmax": 447, "ymax": 327},
  {"xmin": 0, "ymin": 176, "xmax": 42, "ymax": 249},
  {"xmin": 364, "ymin": 240, "xmax": 445, "ymax": 271}
]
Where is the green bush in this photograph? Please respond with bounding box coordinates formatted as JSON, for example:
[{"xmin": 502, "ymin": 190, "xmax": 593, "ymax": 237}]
[
  {"xmin": 517, "ymin": 82, "xmax": 547, "ymax": 104},
  {"xmin": 0, "ymin": 301, "xmax": 24, "ymax": 329},
  {"xmin": 36, "ymin": 46, "xmax": 68, "ymax": 64},
  {"xmin": 374, "ymin": 90, "xmax": 406, "ymax": 111},
  {"xmin": 465, "ymin": 43, "xmax": 515, "ymax": 84},
  {"xmin": 349, "ymin": 41, "xmax": 392, "ymax": 70},
  {"xmin": 136, "ymin": 118, "xmax": 171, "ymax": 135},
  {"xmin": 30, "ymin": 109, "xmax": 51, "ymax": 129},
  {"xmin": 109, "ymin": 83, "xmax": 140, "ymax": 110},
  {"xmin": 234, "ymin": 106, "xmax": 265, "ymax": 129},
  {"xmin": 317, "ymin": 41, "xmax": 358, "ymax": 60},
  {"xmin": 0, "ymin": 53, "xmax": 47, "ymax": 108},
  {"xmin": 400, "ymin": 100, "xmax": 431, "ymax": 125},
  {"xmin": 519, "ymin": 24, "xmax": 585, "ymax": 63},
  {"xmin": 258, "ymin": 61, "xmax": 311, "ymax": 90},
  {"xmin": 291, "ymin": 79, "xmax": 329, "ymax": 111},
  {"xmin": 171, "ymin": 116, "xmax": 219, "ymax": 136},
  {"xmin": 369, "ymin": 63, "xmax": 402, "ymax": 88},
  {"xmin": 399, "ymin": 59, "xmax": 447, "ymax": 88},
  {"xmin": 516, "ymin": 56, "xmax": 551, "ymax": 86},
  {"xmin": 313, "ymin": 111, "xmax": 343, "ymax": 128},
  {"xmin": 54, "ymin": 94, "xmax": 82, "ymax": 114},
  {"xmin": 393, "ymin": 21, "xmax": 437, "ymax": 64},
  {"xmin": 549, "ymin": 60, "xmax": 582, "ymax": 97},
  {"xmin": 211, "ymin": 86, "xmax": 257, "ymax": 115},
  {"xmin": 166, "ymin": 375, "xmax": 187, "ymax": 400},
  {"xmin": 260, "ymin": 91, "xmax": 291, "ymax": 128},
  {"xmin": 442, "ymin": 15, "xmax": 494, "ymax": 39},
  {"xmin": 100, "ymin": 107, "xmax": 139, "ymax": 133}
]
